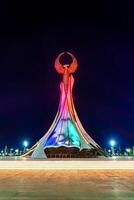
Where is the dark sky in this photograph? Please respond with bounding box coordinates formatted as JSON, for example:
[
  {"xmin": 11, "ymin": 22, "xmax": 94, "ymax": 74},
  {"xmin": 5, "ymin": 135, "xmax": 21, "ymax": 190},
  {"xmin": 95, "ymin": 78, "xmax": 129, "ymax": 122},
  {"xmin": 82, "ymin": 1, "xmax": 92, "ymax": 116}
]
[{"xmin": 0, "ymin": 1, "xmax": 134, "ymax": 150}]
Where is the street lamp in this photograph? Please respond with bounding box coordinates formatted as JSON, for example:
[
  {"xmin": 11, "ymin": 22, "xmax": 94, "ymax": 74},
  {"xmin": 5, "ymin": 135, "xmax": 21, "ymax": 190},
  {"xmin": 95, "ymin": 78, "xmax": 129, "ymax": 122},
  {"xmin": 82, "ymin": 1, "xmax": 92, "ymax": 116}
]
[
  {"xmin": 126, "ymin": 148, "xmax": 130, "ymax": 152},
  {"xmin": 15, "ymin": 149, "xmax": 19, "ymax": 155},
  {"xmin": 109, "ymin": 139, "xmax": 116, "ymax": 156},
  {"xmin": 108, "ymin": 149, "xmax": 111, "ymax": 153},
  {"xmin": 110, "ymin": 140, "xmax": 116, "ymax": 147},
  {"xmin": 23, "ymin": 140, "xmax": 29, "ymax": 152},
  {"xmin": 126, "ymin": 148, "xmax": 131, "ymax": 156}
]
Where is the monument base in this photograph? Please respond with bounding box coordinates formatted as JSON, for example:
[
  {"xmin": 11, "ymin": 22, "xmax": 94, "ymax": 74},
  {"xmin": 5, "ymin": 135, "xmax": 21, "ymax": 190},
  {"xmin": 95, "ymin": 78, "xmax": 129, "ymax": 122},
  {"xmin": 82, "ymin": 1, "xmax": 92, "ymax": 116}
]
[{"xmin": 45, "ymin": 146, "xmax": 102, "ymax": 158}]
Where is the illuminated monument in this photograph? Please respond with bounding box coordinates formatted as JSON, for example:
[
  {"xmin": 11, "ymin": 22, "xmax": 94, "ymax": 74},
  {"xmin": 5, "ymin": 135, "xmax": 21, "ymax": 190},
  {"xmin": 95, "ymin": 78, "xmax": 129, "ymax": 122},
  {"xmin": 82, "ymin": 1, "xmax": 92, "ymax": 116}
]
[{"xmin": 24, "ymin": 52, "xmax": 102, "ymax": 158}]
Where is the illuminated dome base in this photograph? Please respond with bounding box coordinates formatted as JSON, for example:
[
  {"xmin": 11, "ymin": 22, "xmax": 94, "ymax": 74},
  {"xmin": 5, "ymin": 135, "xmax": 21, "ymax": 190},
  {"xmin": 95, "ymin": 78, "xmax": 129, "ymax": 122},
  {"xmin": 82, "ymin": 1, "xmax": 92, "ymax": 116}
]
[{"xmin": 23, "ymin": 52, "xmax": 103, "ymax": 158}]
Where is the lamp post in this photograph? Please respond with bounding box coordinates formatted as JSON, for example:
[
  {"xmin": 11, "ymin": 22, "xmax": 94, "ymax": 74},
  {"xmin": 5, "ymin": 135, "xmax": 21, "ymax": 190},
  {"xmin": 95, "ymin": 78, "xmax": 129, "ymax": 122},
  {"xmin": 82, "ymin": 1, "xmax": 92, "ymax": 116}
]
[
  {"xmin": 126, "ymin": 148, "xmax": 131, "ymax": 156},
  {"xmin": 23, "ymin": 140, "xmax": 29, "ymax": 152},
  {"xmin": 110, "ymin": 140, "xmax": 116, "ymax": 156},
  {"xmin": 15, "ymin": 149, "xmax": 19, "ymax": 156},
  {"xmin": 9, "ymin": 148, "xmax": 13, "ymax": 156}
]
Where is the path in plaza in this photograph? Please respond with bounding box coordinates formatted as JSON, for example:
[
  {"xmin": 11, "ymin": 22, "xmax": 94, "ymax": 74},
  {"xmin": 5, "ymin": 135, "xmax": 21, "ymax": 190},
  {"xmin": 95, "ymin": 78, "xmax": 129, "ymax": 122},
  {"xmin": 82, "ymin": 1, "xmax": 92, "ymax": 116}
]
[{"xmin": 0, "ymin": 170, "xmax": 134, "ymax": 200}]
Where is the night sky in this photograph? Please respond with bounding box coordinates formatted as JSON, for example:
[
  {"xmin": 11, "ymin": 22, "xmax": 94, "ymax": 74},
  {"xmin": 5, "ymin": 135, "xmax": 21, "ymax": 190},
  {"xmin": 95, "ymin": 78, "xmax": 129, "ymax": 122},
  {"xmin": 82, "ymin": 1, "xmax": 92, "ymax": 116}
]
[{"xmin": 0, "ymin": 1, "xmax": 134, "ymax": 150}]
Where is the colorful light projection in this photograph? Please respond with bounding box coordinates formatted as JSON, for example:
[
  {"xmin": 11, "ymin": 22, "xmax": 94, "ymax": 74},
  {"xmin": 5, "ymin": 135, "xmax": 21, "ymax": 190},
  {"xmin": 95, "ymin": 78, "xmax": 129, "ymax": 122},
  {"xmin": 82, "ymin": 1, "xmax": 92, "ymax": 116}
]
[{"xmin": 45, "ymin": 75, "xmax": 81, "ymax": 148}]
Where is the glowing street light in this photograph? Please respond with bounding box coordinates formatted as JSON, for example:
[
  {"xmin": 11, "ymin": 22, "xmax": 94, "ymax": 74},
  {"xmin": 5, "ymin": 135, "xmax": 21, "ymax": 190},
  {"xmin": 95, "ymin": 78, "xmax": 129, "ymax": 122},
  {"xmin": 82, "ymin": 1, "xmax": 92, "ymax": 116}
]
[
  {"xmin": 126, "ymin": 148, "xmax": 131, "ymax": 156},
  {"xmin": 23, "ymin": 140, "xmax": 29, "ymax": 152},
  {"xmin": 126, "ymin": 148, "xmax": 130, "ymax": 153},
  {"xmin": 9, "ymin": 148, "xmax": 14, "ymax": 156},
  {"xmin": 110, "ymin": 140, "xmax": 116, "ymax": 147},
  {"xmin": 15, "ymin": 149, "xmax": 19, "ymax": 155},
  {"xmin": 109, "ymin": 139, "xmax": 116, "ymax": 156},
  {"xmin": 108, "ymin": 149, "xmax": 111, "ymax": 153},
  {"xmin": 23, "ymin": 140, "xmax": 28, "ymax": 147}
]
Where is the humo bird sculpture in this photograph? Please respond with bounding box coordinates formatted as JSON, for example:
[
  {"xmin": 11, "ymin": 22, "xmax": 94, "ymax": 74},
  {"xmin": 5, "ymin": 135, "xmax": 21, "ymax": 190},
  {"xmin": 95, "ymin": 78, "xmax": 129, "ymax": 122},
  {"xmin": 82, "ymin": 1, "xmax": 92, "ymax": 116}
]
[{"xmin": 23, "ymin": 52, "xmax": 102, "ymax": 158}]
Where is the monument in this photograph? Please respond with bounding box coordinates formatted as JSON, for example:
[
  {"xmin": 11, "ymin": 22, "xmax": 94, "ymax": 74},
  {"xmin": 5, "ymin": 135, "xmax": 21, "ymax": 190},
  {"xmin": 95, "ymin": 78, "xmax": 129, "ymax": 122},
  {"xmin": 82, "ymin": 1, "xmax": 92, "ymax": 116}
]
[{"xmin": 23, "ymin": 52, "xmax": 103, "ymax": 158}]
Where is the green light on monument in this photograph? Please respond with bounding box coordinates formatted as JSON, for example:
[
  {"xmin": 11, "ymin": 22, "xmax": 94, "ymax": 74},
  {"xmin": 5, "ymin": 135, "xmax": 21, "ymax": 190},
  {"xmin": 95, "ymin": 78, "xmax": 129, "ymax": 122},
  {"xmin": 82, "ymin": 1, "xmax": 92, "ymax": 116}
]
[{"xmin": 68, "ymin": 120, "xmax": 81, "ymax": 147}]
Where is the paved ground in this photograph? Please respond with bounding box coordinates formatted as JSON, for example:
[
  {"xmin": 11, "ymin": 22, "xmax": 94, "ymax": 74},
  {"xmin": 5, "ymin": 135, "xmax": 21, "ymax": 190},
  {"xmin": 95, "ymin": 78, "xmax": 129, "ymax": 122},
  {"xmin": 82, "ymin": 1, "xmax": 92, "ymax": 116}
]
[
  {"xmin": 0, "ymin": 170, "xmax": 133, "ymax": 200},
  {"xmin": 0, "ymin": 157, "xmax": 134, "ymax": 169}
]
